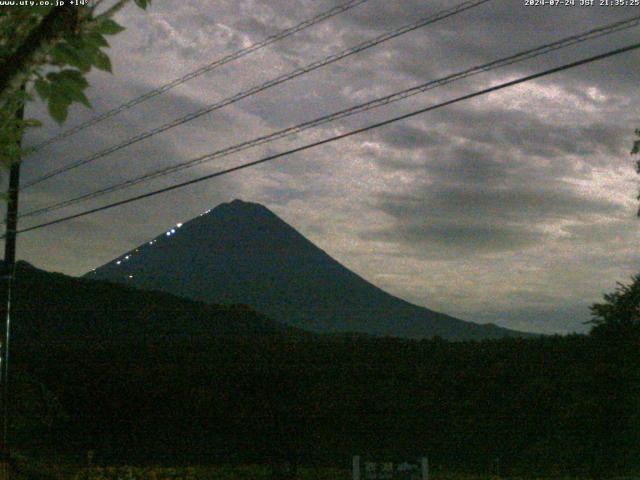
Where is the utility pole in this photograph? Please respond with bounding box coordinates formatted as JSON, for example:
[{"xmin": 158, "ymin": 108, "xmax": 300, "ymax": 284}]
[
  {"xmin": 421, "ymin": 456, "xmax": 429, "ymax": 480},
  {"xmin": 0, "ymin": 94, "xmax": 24, "ymax": 467},
  {"xmin": 0, "ymin": 6, "xmax": 78, "ymax": 471}
]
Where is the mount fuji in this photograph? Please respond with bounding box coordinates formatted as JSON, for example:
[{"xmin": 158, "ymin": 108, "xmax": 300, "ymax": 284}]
[{"xmin": 88, "ymin": 199, "xmax": 530, "ymax": 340}]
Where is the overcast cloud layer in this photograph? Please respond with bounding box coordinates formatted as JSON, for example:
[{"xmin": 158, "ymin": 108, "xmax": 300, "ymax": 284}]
[{"xmin": 12, "ymin": 0, "xmax": 640, "ymax": 334}]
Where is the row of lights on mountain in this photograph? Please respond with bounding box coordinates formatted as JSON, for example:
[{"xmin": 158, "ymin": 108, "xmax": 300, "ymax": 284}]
[
  {"xmin": 114, "ymin": 208, "xmax": 212, "ymax": 265},
  {"xmin": 88, "ymin": 217, "xmax": 194, "ymax": 276},
  {"xmin": 165, "ymin": 222, "xmax": 183, "ymax": 237},
  {"xmin": 112, "ymin": 222, "xmax": 184, "ymax": 267}
]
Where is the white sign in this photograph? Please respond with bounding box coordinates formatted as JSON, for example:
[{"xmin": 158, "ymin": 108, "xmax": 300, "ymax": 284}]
[{"xmin": 353, "ymin": 456, "xmax": 428, "ymax": 480}]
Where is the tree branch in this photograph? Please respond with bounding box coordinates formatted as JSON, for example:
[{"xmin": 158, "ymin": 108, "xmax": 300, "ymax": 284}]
[
  {"xmin": 94, "ymin": 0, "xmax": 131, "ymax": 21},
  {"xmin": 0, "ymin": 6, "xmax": 77, "ymax": 107}
]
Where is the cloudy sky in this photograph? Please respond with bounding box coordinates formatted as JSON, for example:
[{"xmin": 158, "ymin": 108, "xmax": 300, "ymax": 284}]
[{"xmin": 12, "ymin": 0, "xmax": 640, "ymax": 334}]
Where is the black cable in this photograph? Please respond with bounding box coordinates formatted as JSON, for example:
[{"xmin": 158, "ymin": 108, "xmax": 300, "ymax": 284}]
[
  {"xmin": 21, "ymin": 0, "xmax": 493, "ymax": 190},
  {"xmin": 18, "ymin": 15, "xmax": 640, "ymax": 221},
  {"xmin": 26, "ymin": 0, "xmax": 371, "ymax": 154},
  {"xmin": 13, "ymin": 41, "xmax": 640, "ymax": 236}
]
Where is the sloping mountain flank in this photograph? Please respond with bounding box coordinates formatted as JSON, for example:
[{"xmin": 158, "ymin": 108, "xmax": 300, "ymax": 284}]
[{"xmin": 89, "ymin": 199, "xmax": 531, "ymax": 340}]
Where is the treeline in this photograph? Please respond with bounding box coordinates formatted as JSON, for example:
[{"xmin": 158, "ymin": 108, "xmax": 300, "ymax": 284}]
[
  {"xmin": 3, "ymin": 262, "xmax": 639, "ymax": 477},
  {"xmin": 11, "ymin": 332, "xmax": 639, "ymax": 477}
]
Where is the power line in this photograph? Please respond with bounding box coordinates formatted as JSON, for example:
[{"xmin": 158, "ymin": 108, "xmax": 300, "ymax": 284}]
[
  {"xmin": 21, "ymin": 0, "xmax": 493, "ymax": 190},
  {"xmin": 13, "ymin": 42, "xmax": 640, "ymax": 236},
  {"xmin": 27, "ymin": 0, "xmax": 371, "ymax": 154},
  {"xmin": 18, "ymin": 15, "xmax": 640, "ymax": 221}
]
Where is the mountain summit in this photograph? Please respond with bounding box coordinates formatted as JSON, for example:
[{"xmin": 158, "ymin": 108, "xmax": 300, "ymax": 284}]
[{"xmin": 88, "ymin": 199, "xmax": 529, "ymax": 340}]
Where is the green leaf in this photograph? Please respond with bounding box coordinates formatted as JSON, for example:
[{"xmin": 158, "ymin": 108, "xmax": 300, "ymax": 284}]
[
  {"xmin": 34, "ymin": 79, "xmax": 50, "ymax": 100},
  {"xmin": 93, "ymin": 49, "xmax": 112, "ymax": 73},
  {"xmin": 12, "ymin": 88, "xmax": 29, "ymax": 103},
  {"xmin": 72, "ymin": 90, "xmax": 92, "ymax": 109},
  {"xmin": 96, "ymin": 19, "xmax": 126, "ymax": 36},
  {"xmin": 51, "ymin": 43, "xmax": 92, "ymax": 72},
  {"xmin": 0, "ymin": 154, "xmax": 14, "ymax": 170},
  {"xmin": 22, "ymin": 119, "xmax": 42, "ymax": 128},
  {"xmin": 48, "ymin": 95, "xmax": 70, "ymax": 124},
  {"xmin": 3, "ymin": 144, "xmax": 19, "ymax": 159},
  {"xmin": 50, "ymin": 43, "xmax": 73, "ymax": 64},
  {"xmin": 49, "ymin": 86, "xmax": 80, "ymax": 108},
  {"xmin": 134, "ymin": 0, "xmax": 149, "ymax": 9},
  {"xmin": 57, "ymin": 84, "xmax": 89, "ymax": 107},
  {"xmin": 85, "ymin": 32, "xmax": 109, "ymax": 49},
  {"xmin": 48, "ymin": 74, "xmax": 92, "ymax": 110},
  {"xmin": 68, "ymin": 40, "xmax": 99, "ymax": 72},
  {"xmin": 57, "ymin": 69, "xmax": 89, "ymax": 89}
]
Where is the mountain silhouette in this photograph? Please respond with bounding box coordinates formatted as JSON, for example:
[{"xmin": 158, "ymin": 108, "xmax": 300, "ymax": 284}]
[
  {"xmin": 6, "ymin": 260, "xmax": 306, "ymax": 349},
  {"xmin": 89, "ymin": 199, "xmax": 530, "ymax": 340}
]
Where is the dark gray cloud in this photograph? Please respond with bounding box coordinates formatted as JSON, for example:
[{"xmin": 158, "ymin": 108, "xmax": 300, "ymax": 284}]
[
  {"xmin": 377, "ymin": 124, "xmax": 446, "ymax": 150},
  {"xmin": 423, "ymin": 106, "xmax": 632, "ymax": 161},
  {"xmin": 365, "ymin": 221, "xmax": 545, "ymax": 256},
  {"xmin": 362, "ymin": 176, "xmax": 621, "ymax": 258}
]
